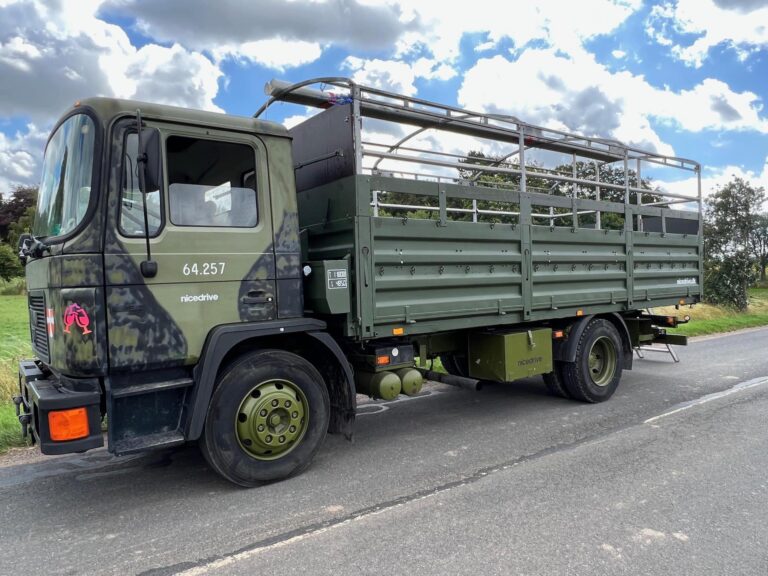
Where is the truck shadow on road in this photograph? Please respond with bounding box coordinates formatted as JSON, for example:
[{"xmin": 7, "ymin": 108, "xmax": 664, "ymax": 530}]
[{"xmin": 1, "ymin": 377, "xmax": 598, "ymax": 501}]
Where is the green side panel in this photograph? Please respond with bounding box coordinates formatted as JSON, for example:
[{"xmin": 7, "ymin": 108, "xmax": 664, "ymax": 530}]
[
  {"xmin": 371, "ymin": 216, "xmax": 524, "ymax": 330},
  {"xmin": 303, "ymin": 260, "xmax": 350, "ymax": 314},
  {"xmin": 632, "ymin": 233, "xmax": 701, "ymax": 302},
  {"xmin": 296, "ymin": 175, "xmax": 703, "ymax": 341},
  {"xmin": 530, "ymin": 226, "xmax": 628, "ymax": 310},
  {"xmin": 468, "ymin": 328, "xmax": 553, "ymax": 382}
]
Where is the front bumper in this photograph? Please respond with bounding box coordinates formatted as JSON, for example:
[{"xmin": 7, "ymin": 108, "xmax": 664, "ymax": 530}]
[{"xmin": 14, "ymin": 359, "xmax": 103, "ymax": 455}]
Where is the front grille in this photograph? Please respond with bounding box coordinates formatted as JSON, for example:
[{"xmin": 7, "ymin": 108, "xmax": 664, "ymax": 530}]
[{"xmin": 28, "ymin": 293, "xmax": 50, "ymax": 361}]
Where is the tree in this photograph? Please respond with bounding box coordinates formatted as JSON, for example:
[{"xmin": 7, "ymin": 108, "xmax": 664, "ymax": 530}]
[
  {"xmin": 748, "ymin": 213, "xmax": 768, "ymax": 282},
  {"xmin": 704, "ymin": 177, "xmax": 764, "ymax": 258},
  {"xmin": 8, "ymin": 205, "xmax": 35, "ymax": 250},
  {"xmin": 0, "ymin": 185, "xmax": 38, "ymax": 243},
  {"xmin": 703, "ymin": 177, "xmax": 765, "ymax": 309},
  {"xmin": 0, "ymin": 243, "xmax": 22, "ymax": 281},
  {"xmin": 378, "ymin": 150, "xmax": 659, "ymax": 230}
]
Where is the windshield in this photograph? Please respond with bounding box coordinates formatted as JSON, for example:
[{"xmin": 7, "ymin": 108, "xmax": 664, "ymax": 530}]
[{"xmin": 33, "ymin": 113, "xmax": 96, "ymax": 238}]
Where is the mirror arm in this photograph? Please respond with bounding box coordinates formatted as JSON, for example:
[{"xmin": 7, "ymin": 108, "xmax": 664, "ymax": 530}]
[{"xmin": 136, "ymin": 108, "xmax": 157, "ymax": 278}]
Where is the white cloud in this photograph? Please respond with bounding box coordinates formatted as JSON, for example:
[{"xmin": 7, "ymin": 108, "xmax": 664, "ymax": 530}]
[
  {"xmin": 344, "ymin": 57, "xmax": 419, "ymax": 95},
  {"xmin": 0, "ymin": 0, "xmax": 225, "ymax": 190},
  {"xmin": 655, "ymin": 157, "xmax": 768, "ymax": 202},
  {"xmin": 0, "ymin": 123, "xmax": 46, "ymax": 193},
  {"xmin": 104, "ymin": 0, "xmax": 415, "ymax": 68},
  {"xmin": 0, "ymin": 0, "xmax": 223, "ymax": 121},
  {"xmin": 126, "ymin": 44, "xmax": 223, "ymax": 112},
  {"xmin": 342, "ymin": 55, "xmax": 457, "ymax": 97},
  {"xmin": 646, "ymin": 0, "xmax": 768, "ymax": 67},
  {"xmin": 394, "ymin": 0, "xmax": 642, "ymax": 61},
  {"xmin": 457, "ymin": 48, "xmax": 768, "ymax": 159},
  {"xmin": 215, "ymin": 38, "xmax": 322, "ymax": 71},
  {"xmin": 612, "ymin": 49, "xmax": 627, "ymax": 59}
]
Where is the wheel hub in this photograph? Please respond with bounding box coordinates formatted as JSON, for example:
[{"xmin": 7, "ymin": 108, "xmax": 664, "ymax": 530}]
[
  {"xmin": 588, "ymin": 336, "xmax": 617, "ymax": 387},
  {"xmin": 236, "ymin": 380, "xmax": 307, "ymax": 460}
]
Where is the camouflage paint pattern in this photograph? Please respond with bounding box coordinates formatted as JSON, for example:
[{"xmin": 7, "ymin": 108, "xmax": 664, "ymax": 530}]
[{"xmin": 27, "ymin": 98, "xmax": 298, "ymax": 378}]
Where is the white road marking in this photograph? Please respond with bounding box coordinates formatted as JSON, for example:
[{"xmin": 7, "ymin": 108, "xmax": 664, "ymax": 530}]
[{"xmin": 644, "ymin": 376, "xmax": 768, "ymax": 425}]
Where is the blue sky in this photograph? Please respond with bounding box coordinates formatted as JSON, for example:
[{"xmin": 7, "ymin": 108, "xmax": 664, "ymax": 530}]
[{"xmin": 1, "ymin": 0, "xmax": 767, "ymax": 199}]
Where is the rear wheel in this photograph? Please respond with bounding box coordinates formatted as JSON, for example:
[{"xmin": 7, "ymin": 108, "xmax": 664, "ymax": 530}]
[
  {"xmin": 562, "ymin": 319, "xmax": 623, "ymax": 403},
  {"xmin": 542, "ymin": 362, "xmax": 571, "ymax": 398},
  {"xmin": 201, "ymin": 349, "xmax": 330, "ymax": 487},
  {"xmin": 439, "ymin": 352, "xmax": 469, "ymax": 377}
]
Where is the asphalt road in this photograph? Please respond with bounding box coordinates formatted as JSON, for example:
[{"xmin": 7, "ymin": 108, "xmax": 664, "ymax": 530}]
[{"xmin": 1, "ymin": 328, "xmax": 767, "ymax": 575}]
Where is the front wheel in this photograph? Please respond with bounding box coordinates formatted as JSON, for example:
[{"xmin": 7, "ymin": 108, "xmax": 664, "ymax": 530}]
[
  {"xmin": 201, "ymin": 349, "xmax": 330, "ymax": 487},
  {"xmin": 562, "ymin": 319, "xmax": 624, "ymax": 403}
]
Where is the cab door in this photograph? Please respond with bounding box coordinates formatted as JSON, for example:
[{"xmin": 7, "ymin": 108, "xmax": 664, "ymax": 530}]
[{"xmin": 104, "ymin": 119, "xmax": 275, "ymax": 371}]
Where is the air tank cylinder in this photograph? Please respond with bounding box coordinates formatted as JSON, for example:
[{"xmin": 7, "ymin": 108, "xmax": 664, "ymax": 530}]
[
  {"xmin": 356, "ymin": 370, "xmax": 402, "ymax": 400},
  {"xmin": 395, "ymin": 368, "xmax": 423, "ymax": 396}
]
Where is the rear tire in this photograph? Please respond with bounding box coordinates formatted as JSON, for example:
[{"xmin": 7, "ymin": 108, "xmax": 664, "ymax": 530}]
[
  {"xmin": 201, "ymin": 349, "xmax": 330, "ymax": 487},
  {"xmin": 439, "ymin": 352, "xmax": 469, "ymax": 377},
  {"xmin": 562, "ymin": 319, "xmax": 623, "ymax": 403},
  {"xmin": 542, "ymin": 362, "xmax": 571, "ymax": 398}
]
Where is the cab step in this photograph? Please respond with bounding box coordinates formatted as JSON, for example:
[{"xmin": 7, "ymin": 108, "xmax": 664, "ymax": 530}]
[
  {"xmin": 112, "ymin": 431, "xmax": 186, "ymax": 455},
  {"xmin": 111, "ymin": 377, "xmax": 193, "ymax": 399}
]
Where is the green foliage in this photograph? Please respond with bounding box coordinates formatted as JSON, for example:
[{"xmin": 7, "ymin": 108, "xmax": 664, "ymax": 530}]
[
  {"xmin": 0, "ymin": 295, "xmax": 32, "ymax": 452},
  {"xmin": 0, "ymin": 277, "xmax": 26, "ymax": 295},
  {"xmin": 0, "ymin": 403, "xmax": 28, "ymax": 453},
  {"xmin": 705, "ymin": 176, "xmax": 764, "ymax": 257},
  {"xmin": 8, "ymin": 205, "xmax": 35, "ymax": 249},
  {"xmin": 380, "ymin": 151, "xmax": 659, "ymax": 231},
  {"xmin": 703, "ymin": 177, "xmax": 765, "ymax": 309},
  {"xmin": 703, "ymin": 251, "xmax": 757, "ymax": 311},
  {"xmin": 749, "ymin": 213, "xmax": 768, "ymax": 281},
  {"xmin": 0, "ymin": 186, "xmax": 38, "ymax": 244},
  {"xmin": 0, "ymin": 244, "xmax": 22, "ymax": 282}
]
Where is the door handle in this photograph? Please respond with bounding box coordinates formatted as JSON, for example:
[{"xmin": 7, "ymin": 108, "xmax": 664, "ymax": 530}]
[{"xmin": 241, "ymin": 290, "xmax": 272, "ymax": 305}]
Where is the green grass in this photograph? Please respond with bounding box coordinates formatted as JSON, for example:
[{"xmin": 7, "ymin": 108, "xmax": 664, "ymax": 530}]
[
  {"xmin": 0, "ymin": 295, "xmax": 31, "ymax": 453},
  {"xmin": 659, "ymin": 288, "xmax": 768, "ymax": 337}
]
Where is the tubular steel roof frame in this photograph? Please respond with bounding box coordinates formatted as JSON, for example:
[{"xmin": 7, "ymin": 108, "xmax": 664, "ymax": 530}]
[{"xmin": 262, "ymin": 77, "xmax": 702, "ymax": 227}]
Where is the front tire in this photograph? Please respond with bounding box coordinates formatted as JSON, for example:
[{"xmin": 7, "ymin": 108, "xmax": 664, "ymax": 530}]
[
  {"xmin": 201, "ymin": 349, "xmax": 330, "ymax": 487},
  {"xmin": 562, "ymin": 319, "xmax": 624, "ymax": 403}
]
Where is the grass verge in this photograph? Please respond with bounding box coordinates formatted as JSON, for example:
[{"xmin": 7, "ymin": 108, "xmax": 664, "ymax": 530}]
[
  {"xmin": 656, "ymin": 288, "xmax": 768, "ymax": 337},
  {"xmin": 0, "ymin": 294, "xmax": 31, "ymax": 453}
]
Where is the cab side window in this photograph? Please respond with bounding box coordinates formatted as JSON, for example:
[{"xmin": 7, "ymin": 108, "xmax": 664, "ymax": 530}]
[
  {"xmin": 119, "ymin": 132, "xmax": 162, "ymax": 237},
  {"xmin": 167, "ymin": 136, "xmax": 258, "ymax": 227}
]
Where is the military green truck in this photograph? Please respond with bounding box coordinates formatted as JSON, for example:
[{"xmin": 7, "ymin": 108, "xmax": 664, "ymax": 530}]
[{"xmin": 14, "ymin": 77, "xmax": 701, "ymax": 486}]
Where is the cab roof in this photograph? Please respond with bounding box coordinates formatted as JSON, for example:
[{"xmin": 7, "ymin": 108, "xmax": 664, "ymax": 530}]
[{"xmin": 71, "ymin": 97, "xmax": 290, "ymax": 139}]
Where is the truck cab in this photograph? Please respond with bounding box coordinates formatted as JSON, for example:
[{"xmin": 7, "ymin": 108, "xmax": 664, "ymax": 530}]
[{"xmin": 16, "ymin": 98, "xmax": 355, "ymax": 479}]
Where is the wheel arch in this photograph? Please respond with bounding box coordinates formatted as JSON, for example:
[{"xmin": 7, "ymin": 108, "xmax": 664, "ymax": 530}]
[
  {"xmin": 554, "ymin": 313, "xmax": 633, "ymax": 370},
  {"xmin": 186, "ymin": 319, "xmax": 355, "ymax": 442}
]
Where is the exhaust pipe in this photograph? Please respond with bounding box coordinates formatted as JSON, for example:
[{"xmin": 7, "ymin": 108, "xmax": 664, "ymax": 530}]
[{"xmin": 419, "ymin": 370, "xmax": 483, "ymax": 392}]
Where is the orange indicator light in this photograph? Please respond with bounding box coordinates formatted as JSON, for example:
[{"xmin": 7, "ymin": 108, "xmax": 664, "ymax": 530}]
[
  {"xmin": 392, "ymin": 327, "xmax": 405, "ymax": 336},
  {"xmin": 552, "ymin": 330, "xmax": 565, "ymax": 339},
  {"xmin": 48, "ymin": 408, "xmax": 89, "ymax": 441},
  {"xmin": 376, "ymin": 355, "xmax": 391, "ymax": 366},
  {"xmin": 576, "ymin": 309, "xmax": 584, "ymax": 317}
]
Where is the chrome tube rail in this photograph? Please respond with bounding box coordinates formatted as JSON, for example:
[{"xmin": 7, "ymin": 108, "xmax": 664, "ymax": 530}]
[{"xmin": 263, "ymin": 77, "xmax": 702, "ymax": 230}]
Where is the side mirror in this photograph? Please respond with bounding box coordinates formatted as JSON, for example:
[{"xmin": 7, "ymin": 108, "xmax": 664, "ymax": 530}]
[
  {"xmin": 138, "ymin": 127, "xmax": 162, "ymax": 194},
  {"xmin": 17, "ymin": 233, "xmax": 32, "ymax": 265}
]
